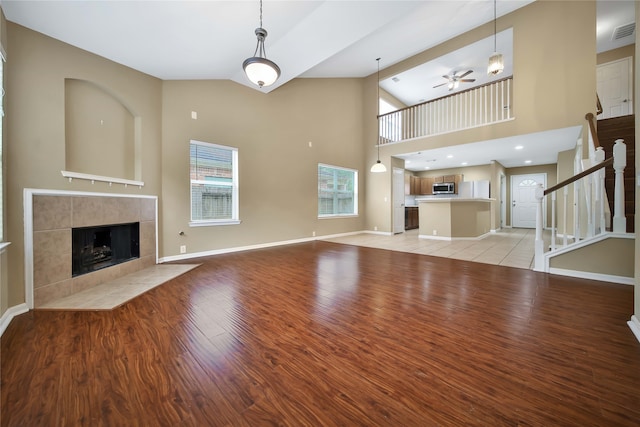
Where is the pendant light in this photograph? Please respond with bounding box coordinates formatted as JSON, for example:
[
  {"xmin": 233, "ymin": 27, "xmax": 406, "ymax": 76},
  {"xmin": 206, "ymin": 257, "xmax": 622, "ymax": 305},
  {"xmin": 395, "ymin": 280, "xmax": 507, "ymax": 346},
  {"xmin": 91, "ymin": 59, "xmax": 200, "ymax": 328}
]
[
  {"xmin": 371, "ymin": 58, "xmax": 387, "ymax": 173},
  {"xmin": 243, "ymin": 0, "xmax": 281, "ymax": 88},
  {"xmin": 487, "ymin": 0, "xmax": 504, "ymax": 76}
]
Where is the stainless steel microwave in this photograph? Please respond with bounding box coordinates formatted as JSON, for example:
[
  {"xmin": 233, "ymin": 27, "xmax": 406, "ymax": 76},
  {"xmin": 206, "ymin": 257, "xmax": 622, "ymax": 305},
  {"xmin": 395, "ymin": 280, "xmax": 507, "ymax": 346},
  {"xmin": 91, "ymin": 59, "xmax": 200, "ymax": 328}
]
[{"xmin": 433, "ymin": 182, "xmax": 455, "ymax": 194}]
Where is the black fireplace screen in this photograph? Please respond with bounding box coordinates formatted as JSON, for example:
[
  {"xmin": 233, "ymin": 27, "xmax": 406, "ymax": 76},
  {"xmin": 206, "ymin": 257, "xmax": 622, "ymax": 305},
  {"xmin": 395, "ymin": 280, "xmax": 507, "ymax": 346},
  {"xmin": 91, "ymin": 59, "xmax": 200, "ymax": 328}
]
[{"xmin": 72, "ymin": 222, "xmax": 140, "ymax": 277}]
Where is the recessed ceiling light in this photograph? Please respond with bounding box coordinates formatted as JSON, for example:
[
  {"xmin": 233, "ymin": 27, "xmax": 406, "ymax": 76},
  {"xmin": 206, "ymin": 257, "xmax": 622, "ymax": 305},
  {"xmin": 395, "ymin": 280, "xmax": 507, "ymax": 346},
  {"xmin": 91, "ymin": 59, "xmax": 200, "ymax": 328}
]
[
  {"xmin": 406, "ymin": 160, "xmax": 411, "ymax": 163},
  {"xmin": 424, "ymin": 166, "xmax": 430, "ymax": 170},
  {"xmin": 461, "ymin": 162, "xmax": 468, "ymax": 166},
  {"xmin": 515, "ymin": 145, "xmax": 524, "ymax": 150},
  {"xmin": 446, "ymin": 154, "xmax": 454, "ymax": 159},
  {"xmin": 524, "ymin": 160, "xmax": 532, "ymax": 164}
]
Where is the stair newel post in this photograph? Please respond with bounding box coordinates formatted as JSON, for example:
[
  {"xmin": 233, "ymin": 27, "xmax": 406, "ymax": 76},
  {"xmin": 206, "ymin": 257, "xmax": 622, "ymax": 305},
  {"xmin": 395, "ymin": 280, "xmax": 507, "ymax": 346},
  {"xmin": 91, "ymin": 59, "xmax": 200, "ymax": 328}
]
[
  {"xmin": 612, "ymin": 139, "xmax": 627, "ymax": 233},
  {"xmin": 594, "ymin": 146, "xmax": 605, "ymax": 235},
  {"xmin": 551, "ymin": 191, "xmax": 557, "ymax": 251},
  {"xmin": 534, "ymin": 183, "xmax": 545, "ymax": 271}
]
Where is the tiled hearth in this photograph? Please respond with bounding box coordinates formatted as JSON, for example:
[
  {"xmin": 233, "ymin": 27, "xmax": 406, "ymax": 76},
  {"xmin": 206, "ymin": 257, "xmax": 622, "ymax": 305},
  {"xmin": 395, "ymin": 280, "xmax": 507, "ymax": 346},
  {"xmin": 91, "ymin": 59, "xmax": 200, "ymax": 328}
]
[{"xmin": 29, "ymin": 191, "xmax": 157, "ymax": 308}]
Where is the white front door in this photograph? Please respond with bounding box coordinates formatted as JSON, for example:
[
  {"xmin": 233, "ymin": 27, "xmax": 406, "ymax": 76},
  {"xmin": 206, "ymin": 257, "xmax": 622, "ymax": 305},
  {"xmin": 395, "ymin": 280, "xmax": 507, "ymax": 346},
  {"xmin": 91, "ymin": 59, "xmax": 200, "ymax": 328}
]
[
  {"xmin": 597, "ymin": 57, "xmax": 633, "ymax": 119},
  {"xmin": 511, "ymin": 173, "xmax": 546, "ymax": 228},
  {"xmin": 393, "ymin": 167, "xmax": 405, "ymax": 234}
]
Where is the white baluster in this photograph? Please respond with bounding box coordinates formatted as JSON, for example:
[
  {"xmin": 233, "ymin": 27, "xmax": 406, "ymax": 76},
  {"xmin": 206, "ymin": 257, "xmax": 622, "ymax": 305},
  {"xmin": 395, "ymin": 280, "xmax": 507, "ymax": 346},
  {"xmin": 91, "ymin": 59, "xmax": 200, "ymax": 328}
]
[
  {"xmin": 594, "ymin": 146, "xmax": 605, "ymax": 234},
  {"xmin": 563, "ymin": 185, "xmax": 568, "ymax": 246},
  {"xmin": 612, "ymin": 139, "xmax": 627, "ymax": 233},
  {"xmin": 551, "ymin": 191, "xmax": 557, "ymax": 250}
]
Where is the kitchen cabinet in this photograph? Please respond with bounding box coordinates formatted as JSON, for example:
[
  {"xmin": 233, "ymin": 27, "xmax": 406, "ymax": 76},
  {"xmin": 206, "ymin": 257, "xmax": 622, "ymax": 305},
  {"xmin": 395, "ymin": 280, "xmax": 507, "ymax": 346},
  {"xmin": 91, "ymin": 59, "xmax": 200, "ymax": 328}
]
[
  {"xmin": 409, "ymin": 175, "xmax": 420, "ymax": 195},
  {"xmin": 405, "ymin": 206, "xmax": 419, "ymax": 230},
  {"xmin": 420, "ymin": 177, "xmax": 433, "ymax": 195}
]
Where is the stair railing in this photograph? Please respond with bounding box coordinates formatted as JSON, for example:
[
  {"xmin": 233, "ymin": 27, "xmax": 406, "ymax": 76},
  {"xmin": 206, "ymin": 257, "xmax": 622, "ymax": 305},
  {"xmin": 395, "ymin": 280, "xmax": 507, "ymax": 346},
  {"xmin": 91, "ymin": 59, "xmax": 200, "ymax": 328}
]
[
  {"xmin": 534, "ymin": 138, "xmax": 626, "ymax": 272},
  {"xmin": 378, "ymin": 77, "xmax": 513, "ymax": 144}
]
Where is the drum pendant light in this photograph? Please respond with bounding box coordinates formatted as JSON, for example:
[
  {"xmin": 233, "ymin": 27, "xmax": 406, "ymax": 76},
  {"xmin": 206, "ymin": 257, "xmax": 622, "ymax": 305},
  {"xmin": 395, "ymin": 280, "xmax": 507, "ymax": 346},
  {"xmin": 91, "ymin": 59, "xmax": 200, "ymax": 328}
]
[
  {"xmin": 371, "ymin": 58, "xmax": 387, "ymax": 173},
  {"xmin": 243, "ymin": 0, "xmax": 281, "ymax": 88}
]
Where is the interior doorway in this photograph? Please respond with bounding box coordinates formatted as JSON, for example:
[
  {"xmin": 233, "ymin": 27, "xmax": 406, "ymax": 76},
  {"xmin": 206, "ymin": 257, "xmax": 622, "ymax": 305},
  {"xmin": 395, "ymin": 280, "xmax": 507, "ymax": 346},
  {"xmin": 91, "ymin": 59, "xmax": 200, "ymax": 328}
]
[{"xmin": 597, "ymin": 57, "xmax": 633, "ymax": 119}]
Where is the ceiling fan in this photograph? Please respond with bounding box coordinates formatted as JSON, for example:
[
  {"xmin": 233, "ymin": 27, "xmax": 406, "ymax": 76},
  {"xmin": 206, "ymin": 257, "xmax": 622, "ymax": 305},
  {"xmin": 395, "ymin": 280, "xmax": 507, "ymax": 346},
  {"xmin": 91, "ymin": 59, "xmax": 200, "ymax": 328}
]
[{"xmin": 433, "ymin": 70, "xmax": 476, "ymax": 91}]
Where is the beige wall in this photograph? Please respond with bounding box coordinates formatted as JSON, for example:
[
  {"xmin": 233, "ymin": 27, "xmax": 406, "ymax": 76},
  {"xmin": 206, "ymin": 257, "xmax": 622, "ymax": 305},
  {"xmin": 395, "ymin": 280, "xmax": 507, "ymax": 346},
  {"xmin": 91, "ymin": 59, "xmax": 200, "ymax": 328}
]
[
  {"xmin": 160, "ymin": 78, "xmax": 366, "ymax": 257},
  {"xmin": 4, "ymin": 23, "xmax": 162, "ymax": 309},
  {"xmin": 366, "ymin": 0, "xmax": 596, "ymax": 233},
  {"xmin": 550, "ymin": 237, "xmax": 635, "ymax": 278}
]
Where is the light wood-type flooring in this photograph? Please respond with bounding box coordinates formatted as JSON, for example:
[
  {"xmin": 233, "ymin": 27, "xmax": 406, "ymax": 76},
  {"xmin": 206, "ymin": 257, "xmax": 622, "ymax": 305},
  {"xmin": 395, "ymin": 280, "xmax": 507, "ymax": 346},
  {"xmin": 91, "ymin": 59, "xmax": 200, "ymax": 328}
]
[{"xmin": 2, "ymin": 241, "xmax": 639, "ymax": 426}]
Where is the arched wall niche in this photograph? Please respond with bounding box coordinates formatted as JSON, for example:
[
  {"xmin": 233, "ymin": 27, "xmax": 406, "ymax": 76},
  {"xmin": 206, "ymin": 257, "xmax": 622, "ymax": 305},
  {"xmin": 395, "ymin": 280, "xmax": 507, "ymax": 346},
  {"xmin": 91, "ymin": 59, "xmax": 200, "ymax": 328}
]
[{"xmin": 64, "ymin": 78, "xmax": 141, "ymax": 180}]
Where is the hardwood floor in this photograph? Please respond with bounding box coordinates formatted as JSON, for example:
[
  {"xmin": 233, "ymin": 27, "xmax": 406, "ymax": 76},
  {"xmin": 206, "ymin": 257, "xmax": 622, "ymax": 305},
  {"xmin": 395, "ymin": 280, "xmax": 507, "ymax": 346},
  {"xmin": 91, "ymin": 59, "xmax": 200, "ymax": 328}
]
[{"xmin": 2, "ymin": 241, "xmax": 639, "ymax": 426}]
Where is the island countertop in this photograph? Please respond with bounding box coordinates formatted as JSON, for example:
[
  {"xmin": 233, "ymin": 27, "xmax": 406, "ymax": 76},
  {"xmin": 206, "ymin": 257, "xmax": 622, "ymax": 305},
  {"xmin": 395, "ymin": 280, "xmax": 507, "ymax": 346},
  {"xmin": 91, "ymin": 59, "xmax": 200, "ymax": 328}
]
[{"xmin": 418, "ymin": 198, "xmax": 493, "ymax": 239}]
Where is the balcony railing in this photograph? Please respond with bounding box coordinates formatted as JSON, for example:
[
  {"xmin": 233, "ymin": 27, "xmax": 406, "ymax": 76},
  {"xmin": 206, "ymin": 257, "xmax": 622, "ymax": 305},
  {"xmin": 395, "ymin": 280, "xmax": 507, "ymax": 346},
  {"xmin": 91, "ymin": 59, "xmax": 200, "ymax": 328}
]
[{"xmin": 378, "ymin": 77, "xmax": 513, "ymax": 144}]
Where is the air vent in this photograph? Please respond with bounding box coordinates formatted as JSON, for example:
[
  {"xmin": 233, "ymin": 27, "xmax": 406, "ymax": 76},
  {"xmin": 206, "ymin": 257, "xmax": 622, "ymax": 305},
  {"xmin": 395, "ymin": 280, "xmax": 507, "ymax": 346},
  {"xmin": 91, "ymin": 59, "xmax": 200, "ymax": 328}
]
[
  {"xmin": 612, "ymin": 22, "xmax": 635, "ymax": 41},
  {"xmin": 391, "ymin": 77, "xmax": 400, "ymax": 83}
]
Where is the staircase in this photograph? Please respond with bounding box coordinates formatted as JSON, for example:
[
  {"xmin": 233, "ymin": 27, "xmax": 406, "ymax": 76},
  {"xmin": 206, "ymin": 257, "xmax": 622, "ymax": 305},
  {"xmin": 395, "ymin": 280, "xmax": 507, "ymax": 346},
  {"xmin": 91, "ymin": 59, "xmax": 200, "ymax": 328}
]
[{"xmin": 597, "ymin": 114, "xmax": 635, "ymax": 232}]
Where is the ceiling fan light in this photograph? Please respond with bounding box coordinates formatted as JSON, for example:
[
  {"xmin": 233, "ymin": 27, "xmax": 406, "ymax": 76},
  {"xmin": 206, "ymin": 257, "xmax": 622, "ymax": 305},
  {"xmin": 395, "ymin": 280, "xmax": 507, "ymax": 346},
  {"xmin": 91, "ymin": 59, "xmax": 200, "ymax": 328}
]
[{"xmin": 487, "ymin": 52, "xmax": 504, "ymax": 75}]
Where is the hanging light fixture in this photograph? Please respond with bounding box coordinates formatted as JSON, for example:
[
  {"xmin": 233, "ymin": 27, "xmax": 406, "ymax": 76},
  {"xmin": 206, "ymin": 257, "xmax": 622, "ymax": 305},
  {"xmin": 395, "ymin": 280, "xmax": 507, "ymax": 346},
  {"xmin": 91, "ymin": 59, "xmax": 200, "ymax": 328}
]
[
  {"xmin": 243, "ymin": 0, "xmax": 281, "ymax": 88},
  {"xmin": 371, "ymin": 58, "xmax": 387, "ymax": 173},
  {"xmin": 487, "ymin": 0, "xmax": 504, "ymax": 76}
]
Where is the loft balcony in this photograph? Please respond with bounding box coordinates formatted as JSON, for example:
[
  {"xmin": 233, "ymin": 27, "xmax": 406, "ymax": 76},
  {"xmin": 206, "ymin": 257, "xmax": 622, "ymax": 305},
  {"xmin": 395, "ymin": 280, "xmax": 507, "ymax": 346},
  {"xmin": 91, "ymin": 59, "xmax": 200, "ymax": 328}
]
[{"xmin": 378, "ymin": 77, "xmax": 513, "ymax": 145}]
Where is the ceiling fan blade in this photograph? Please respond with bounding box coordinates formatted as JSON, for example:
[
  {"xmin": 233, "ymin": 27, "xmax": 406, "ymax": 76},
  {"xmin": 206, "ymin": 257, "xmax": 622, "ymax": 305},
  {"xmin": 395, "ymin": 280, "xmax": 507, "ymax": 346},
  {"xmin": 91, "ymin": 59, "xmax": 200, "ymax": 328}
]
[
  {"xmin": 458, "ymin": 70, "xmax": 473, "ymax": 78},
  {"xmin": 460, "ymin": 79, "xmax": 476, "ymax": 83},
  {"xmin": 433, "ymin": 82, "xmax": 448, "ymax": 88},
  {"xmin": 442, "ymin": 75, "xmax": 452, "ymax": 80}
]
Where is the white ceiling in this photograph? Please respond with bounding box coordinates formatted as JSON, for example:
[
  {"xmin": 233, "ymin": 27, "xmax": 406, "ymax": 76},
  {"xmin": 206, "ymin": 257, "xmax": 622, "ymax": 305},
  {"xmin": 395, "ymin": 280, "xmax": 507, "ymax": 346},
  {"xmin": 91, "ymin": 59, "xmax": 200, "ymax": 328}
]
[
  {"xmin": 1, "ymin": 0, "xmax": 635, "ymax": 172},
  {"xmin": 396, "ymin": 126, "xmax": 583, "ymax": 171}
]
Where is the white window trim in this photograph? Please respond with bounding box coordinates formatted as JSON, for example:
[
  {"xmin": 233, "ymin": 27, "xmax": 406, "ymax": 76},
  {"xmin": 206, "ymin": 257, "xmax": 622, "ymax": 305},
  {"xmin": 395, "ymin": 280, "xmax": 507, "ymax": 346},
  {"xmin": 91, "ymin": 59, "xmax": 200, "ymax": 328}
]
[
  {"xmin": 189, "ymin": 140, "xmax": 240, "ymax": 227},
  {"xmin": 317, "ymin": 163, "xmax": 359, "ymax": 219}
]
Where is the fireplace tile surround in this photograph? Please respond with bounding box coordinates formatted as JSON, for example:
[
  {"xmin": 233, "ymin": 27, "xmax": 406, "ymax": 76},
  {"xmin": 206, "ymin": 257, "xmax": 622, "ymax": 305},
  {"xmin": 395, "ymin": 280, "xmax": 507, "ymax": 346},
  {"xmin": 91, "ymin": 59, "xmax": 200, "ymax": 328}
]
[{"xmin": 31, "ymin": 193, "xmax": 157, "ymax": 308}]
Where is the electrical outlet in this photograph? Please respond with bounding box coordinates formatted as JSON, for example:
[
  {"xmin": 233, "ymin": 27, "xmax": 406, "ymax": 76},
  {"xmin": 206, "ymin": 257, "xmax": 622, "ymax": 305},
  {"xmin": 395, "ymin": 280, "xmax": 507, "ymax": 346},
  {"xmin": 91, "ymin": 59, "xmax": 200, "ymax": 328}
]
[
  {"xmin": 191, "ymin": 111, "xmax": 197, "ymax": 120},
  {"xmin": 180, "ymin": 245, "xmax": 186, "ymax": 254},
  {"xmin": 374, "ymin": 226, "xmax": 378, "ymax": 231},
  {"xmin": 312, "ymin": 231, "xmax": 316, "ymax": 237},
  {"xmin": 433, "ymin": 230, "xmax": 437, "ymax": 236}
]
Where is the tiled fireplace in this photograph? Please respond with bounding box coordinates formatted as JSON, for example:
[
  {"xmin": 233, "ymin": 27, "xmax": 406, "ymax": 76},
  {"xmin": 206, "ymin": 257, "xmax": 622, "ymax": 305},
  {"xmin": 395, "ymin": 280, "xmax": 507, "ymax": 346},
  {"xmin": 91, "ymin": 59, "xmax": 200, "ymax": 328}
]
[{"xmin": 30, "ymin": 192, "xmax": 157, "ymax": 307}]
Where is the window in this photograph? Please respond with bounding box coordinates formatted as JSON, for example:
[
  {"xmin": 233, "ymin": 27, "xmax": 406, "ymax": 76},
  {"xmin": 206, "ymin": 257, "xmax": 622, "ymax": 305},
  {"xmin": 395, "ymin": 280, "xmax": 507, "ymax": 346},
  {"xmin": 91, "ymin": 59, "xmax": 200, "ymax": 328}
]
[
  {"xmin": 190, "ymin": 140, "xmax": 239, "ymax": 226},
  {"xmin": 318, "ymin": 164, "xmax": 358, "ymax": 217}
]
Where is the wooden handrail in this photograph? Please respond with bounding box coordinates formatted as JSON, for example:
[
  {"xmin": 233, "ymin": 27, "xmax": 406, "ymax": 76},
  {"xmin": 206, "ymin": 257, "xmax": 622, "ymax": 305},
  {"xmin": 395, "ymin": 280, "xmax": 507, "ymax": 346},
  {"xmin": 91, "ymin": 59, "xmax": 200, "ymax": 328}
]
[
  {"xmin": 544, "ymin": 157, "xmax": 612, "ymax": 195},
  {"xmin": 585, "ymin": 112, "xmax": 601, "ymax": 148}
]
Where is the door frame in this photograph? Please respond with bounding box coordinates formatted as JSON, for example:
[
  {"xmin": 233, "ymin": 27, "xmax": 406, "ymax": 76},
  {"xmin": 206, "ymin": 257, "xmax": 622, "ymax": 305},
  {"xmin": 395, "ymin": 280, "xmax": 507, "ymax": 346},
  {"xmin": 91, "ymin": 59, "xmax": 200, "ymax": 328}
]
[
  {"xmin": 596, "ymin": 56, "xmax": 633, "ymax": 119},
  {"xmin": 510, "ymin": 173, "xmax": 547, "ymax": 228},
  {"xmin": 500, "ymin": 173, "xmax": 507, "ymax": 229},
  {"xmin": 392, "ymin": 167, "xmax": 405, "ymax": 234}
]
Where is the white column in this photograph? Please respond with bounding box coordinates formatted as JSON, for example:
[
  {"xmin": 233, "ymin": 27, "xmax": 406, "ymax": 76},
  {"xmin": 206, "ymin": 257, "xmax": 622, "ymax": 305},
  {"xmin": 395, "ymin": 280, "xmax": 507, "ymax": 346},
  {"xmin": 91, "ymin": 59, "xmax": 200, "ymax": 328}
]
[
  {"xmin": 612, "ymin": 139, "xmax": 627, "ymax": 233},
  {"xmin": 534, "ymin": 183, "xmax": 545, "ymax": 271}
]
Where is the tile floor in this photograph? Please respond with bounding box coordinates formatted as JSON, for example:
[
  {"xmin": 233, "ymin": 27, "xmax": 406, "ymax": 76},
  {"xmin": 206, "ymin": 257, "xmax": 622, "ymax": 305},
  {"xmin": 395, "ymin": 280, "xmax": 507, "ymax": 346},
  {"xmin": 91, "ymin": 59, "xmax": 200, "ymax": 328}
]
[
  {"xmin": 38, "ymin": 264, "xmax": 200, "ymax": 311},
  {"xmin": 323, "ymin": 228, "xmax": 548, "ymax": 270}
]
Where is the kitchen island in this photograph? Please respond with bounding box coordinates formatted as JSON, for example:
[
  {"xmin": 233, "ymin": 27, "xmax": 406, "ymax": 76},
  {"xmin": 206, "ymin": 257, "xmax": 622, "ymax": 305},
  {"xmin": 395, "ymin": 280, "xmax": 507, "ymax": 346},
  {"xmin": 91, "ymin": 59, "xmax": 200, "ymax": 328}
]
[{"xmin": 417, "ymin": 198, "xmax": 493, "ymax": 239}]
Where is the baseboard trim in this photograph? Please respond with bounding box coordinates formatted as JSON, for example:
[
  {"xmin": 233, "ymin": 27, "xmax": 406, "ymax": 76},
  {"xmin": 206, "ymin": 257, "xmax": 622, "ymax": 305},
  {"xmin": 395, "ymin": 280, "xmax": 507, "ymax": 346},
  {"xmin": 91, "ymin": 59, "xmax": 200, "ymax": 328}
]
[
  {"xmin": 418, "ymin": 232, "xmax": 491, "ymax": 241},
  {"xmin": 159, "ymin": 230, "xmax": 372, "ymax": 263},
  {"xmin": 0, "ymin": 303, "xmax": 29, "ymax": 337},
  {"xmin": 628, "ymin": 315, "xmax": 640, "ymax": 344},
  {"xmin": 548, "ymin": 267, "xmax": 634, "ymax": 285}
]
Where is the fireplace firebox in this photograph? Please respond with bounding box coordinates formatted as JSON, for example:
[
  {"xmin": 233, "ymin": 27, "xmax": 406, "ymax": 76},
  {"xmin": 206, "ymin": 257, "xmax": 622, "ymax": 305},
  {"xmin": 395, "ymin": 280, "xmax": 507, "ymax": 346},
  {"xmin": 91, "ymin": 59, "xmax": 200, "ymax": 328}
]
[{"xmin": 72, "ymin": 222, "xmax": 140, "ymax": 277}]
